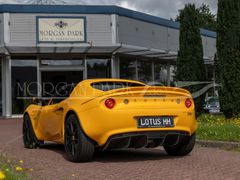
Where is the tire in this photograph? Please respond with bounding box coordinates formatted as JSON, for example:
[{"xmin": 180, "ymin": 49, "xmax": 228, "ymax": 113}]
[
  {"xmin": 163, "ymin": 133, "xmax": 196, "ymax": 156},
  {"xmin": 23, "ymin": 114, "xmax": 43, "ymax": 149},
  {"xmin": 64, "ymin": 114, "xmax": 95, "ymax": 162}
]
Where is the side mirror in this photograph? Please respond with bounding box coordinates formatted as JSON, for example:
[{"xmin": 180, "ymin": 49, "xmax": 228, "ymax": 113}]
[{"xmin": 32, "ymin": 98, "xmax": 42, "ymax": 106}]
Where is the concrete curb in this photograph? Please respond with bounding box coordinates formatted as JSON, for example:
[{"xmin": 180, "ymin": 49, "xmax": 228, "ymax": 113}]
[{"xmin": 196, "ymin": 140, "xmax": 240, "ymax": 149}]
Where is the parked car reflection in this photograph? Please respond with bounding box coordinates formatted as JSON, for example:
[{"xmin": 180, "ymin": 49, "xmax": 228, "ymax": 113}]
[{"xmin": 204, "ymin": 97, "xmax": 221, "ymax": 114}]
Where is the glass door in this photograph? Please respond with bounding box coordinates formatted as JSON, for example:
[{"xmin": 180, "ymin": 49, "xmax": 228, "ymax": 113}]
[
  {"xmin": 11, "ymin": 59, "xmax": 38, "ymax": 115},
  {"xmin": 39, "ymin": 58, "xmax": 85, "ymax": 98},
  {"xmin": 41, "ymin": 71, "xmax": 83, "ymax": 98}
]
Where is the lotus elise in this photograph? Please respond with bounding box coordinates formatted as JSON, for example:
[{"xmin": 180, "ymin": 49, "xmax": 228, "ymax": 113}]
[{"xmin": 23, "ymin": 79, "xmax": 197, "ymax": 162}]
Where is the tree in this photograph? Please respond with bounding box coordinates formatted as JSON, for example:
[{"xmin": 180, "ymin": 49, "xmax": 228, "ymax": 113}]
[
  {"xmin": 176, "ymin": 4, "xmax": 206, "ymax": 116},
  {"xmin": 176, "ymin": 3, "xmax": 217, "ymax": 31},
  {"xmin": 216, "ymin": 0, "xmax": 240, "ymax": 118}
]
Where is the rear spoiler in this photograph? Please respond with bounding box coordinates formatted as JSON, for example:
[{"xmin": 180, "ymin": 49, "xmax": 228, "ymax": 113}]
[
  {"xmin": 81, "ymin": 86, "xmax": 191, "ymax": 105},
  {"xmin": 110, "ymin": 86, "xmax": 190, "ymax": 95}
]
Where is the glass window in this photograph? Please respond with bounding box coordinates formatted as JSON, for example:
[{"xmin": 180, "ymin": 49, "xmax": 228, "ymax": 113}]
[
  {"xmin": 119, "ymin": 57, "xmax": 137, "ymax": 80},
  {"xmin": 154, "ymin": 62, "xmax": 168, "ymax": 85},
  {"xmin": 206, "ymin": 65, "xmax": 214, "ymax": 81},
  {"xmin": 51, "ymin": 84, "xmax": 76, "ymax": 105},
  {"xmin": 41, "ymin": 71, "xmax": 83, "ymax": 98},
  {"xmin": 91, "ymin": 81, "xmax": 145, "ymax": 91},
  {"xmin": 87, "ymin": 57, "xmax": 111, "ymax": 78},
  {"xmin": 11, "ymin": 59, "xmax": 37, "ymax": 114},
  {"xmin": 170, "ymin": 65, "xmax": 176, "ymax": 86},
  {"xmin": 41, "ymin": 60, "xmax": 83, "ymax": 66},
  {"xmin": 137, "ymin": 59, "xmax": 153, "ymax": 83}
]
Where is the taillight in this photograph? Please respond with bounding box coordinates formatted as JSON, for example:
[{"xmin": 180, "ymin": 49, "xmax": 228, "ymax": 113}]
[
  {"xmin": 185, "ymin": 98, "xmax": 192, "ymax": 108},
  {"xmin": 105, "ymin": 98, "xmax": 116, "ymax": 109}
]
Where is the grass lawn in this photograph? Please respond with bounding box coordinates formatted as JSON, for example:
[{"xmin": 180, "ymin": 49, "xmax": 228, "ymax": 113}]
[
  {"xmin": 0, "ymin": 155, "xmax": 28, "ymax": 180},
  {"xmin": 197, "ymin": 114, "xmax": 240, "ymax": 142}
]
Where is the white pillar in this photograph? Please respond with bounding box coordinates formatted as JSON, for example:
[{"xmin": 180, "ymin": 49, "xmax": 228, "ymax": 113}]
[
  {"xmin": 83, "ymin": 55, "xmax": 88, "ymax": 80},
  {"xmin": 152, "ymin": 60, "xmax": 155, "ymax": 82},
  {"xmin": 2, "ymin": 13, "xmax": 11, "ymax": 117},
  {"xmin": 3, "ymin": 13, "xmax": 10, "ymax": 44},
  {"xmin": 2, "ymin": 56, "xmax": 12, "ymax": 117},
  {"xmin": 167, "ymin": 63, "xmax": 171, "ymax": 86},
  {"xmin": 111, "ymin": 55, "xmax": 118, "ymax": 78},
  {"xmin": 111, "ymin": 14, "xmax": 119, "ymax": 44}
]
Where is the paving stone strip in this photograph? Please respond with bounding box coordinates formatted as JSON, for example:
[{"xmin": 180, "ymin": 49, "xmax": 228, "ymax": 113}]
[
  {"xmin": 197, "ymin": 140, "xmax": 240, "ymax": 149},
  {"xmin": 0, "ymin": 119, "xmax": 240, "ymax": 180}
]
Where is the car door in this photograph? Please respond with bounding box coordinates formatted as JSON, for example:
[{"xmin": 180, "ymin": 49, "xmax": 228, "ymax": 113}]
[
  {"xmin": 39, "ymin": 102, "xmax": 64, "ymax": 140},
  {"xmin": 38, "ymin": 85, "xmax": 71, "ymax": 141}
]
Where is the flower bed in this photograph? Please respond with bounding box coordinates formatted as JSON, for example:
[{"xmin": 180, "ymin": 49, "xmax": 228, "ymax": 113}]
[{"xmin": 197, "ymin": 114, "xmax": 240, "ymax": 142}]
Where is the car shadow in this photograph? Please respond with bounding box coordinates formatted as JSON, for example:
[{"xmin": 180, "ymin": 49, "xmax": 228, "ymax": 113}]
[
  {"xmin": 40, "ymin": 143, "xmax": 183, "ymax": 163},
  {"xmin": 93, "ymin": 149, "xmax": 182, "ymax": 163}
]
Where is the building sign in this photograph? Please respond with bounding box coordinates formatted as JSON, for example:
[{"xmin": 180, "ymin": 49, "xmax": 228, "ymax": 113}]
[{"xmin": 37, "ymin": 17, "xmax": 86, "ymax": 43}]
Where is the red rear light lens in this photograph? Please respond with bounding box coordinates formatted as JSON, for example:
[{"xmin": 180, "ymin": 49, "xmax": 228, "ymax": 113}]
[
  {"xmin": 185, "ymin": 98, "xmax": 192, "ymax": 108},
  {"xmin": 105, "ymin": 98, "xmax": 116, "ymax": 109}
]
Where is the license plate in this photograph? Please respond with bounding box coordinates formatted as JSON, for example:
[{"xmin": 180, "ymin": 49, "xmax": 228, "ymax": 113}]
[
  {"xmin": 209, "ymin": 109, "xmax": 220, "ymax": 113},
  {"xmin": 137, "ymin": 117, "xmax": 174, "ymax": 128}
]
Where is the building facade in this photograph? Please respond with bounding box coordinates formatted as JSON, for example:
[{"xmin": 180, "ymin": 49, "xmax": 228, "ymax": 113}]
[{"xmin": 0, "ymin": 4, "xmax": 216, "ymax": 117}]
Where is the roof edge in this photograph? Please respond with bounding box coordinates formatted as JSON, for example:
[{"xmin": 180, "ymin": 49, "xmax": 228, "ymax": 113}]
[{"xmin": 0, "ymin": 4, "xmax": 216, "ymax": 38}]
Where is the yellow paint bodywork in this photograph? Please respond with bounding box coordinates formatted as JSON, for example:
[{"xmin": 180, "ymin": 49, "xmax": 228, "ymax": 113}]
[{"xmin": 25, "ymin": 79, "xmax": 197, "ymax": 146}]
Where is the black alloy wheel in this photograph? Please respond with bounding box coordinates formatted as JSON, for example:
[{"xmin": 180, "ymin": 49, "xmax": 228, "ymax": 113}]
[
  {"xmin": 64, "ymin": 114, "xmax": 95, "ymax": 162},
  {"xmin": 163, "ymin": 133, "xmax": 196, "ymax": 156},
  {"xmin": 23, "ymin": 114, "xmax": 43, "ymax": 149}
]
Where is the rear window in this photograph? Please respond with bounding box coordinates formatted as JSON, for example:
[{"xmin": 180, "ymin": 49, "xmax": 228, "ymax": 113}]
[{"xmin": 91, "ymin": 82, "xmax": 145, "ymax": 91}]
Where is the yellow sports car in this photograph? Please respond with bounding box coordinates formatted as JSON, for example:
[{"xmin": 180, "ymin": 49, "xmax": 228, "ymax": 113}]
[{"xmin": 23, "ymin": 79, "xmax": 197, "ymax": 162}]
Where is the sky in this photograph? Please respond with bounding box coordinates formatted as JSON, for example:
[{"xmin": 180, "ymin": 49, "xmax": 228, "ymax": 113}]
[{"xmin": 0, "ymin": 0, "xmax": 218, "ymax": 20}]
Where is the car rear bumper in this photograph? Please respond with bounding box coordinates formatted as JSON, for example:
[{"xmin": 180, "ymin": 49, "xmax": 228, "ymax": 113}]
[
  {"xmin": 101, "ymin": 130, "xmax": 191, "ymax": 150},
  {"xmin": 77, "ymin": 108, "xmax": 197, "ymax": 146}
]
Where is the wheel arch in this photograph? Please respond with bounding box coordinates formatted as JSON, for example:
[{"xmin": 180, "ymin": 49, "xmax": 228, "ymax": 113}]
[
  {"xmin": 22, "ymin": 111, "xmax": 44, "ymax": 143},
  {"xmin": 64, "ymin": 110, "xmax": 77, "ymax": 125},
  {"xmin": 62, "ymin": 109, "xmax": 77, "ymax": 141},
  {"xmin": 23, "ymin": 111, "xmax": 29, "ymax": 118},
  {"xmin": 23, "ymin": 106, "xmax": 40, "ymax": 135},
  {"xmin": 23, "ymin": 111, "xmax": 34, "ymax": 129},
  {"xmin": 63, "ymin": 109, "xmax": 97, "ymax": 146}
]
